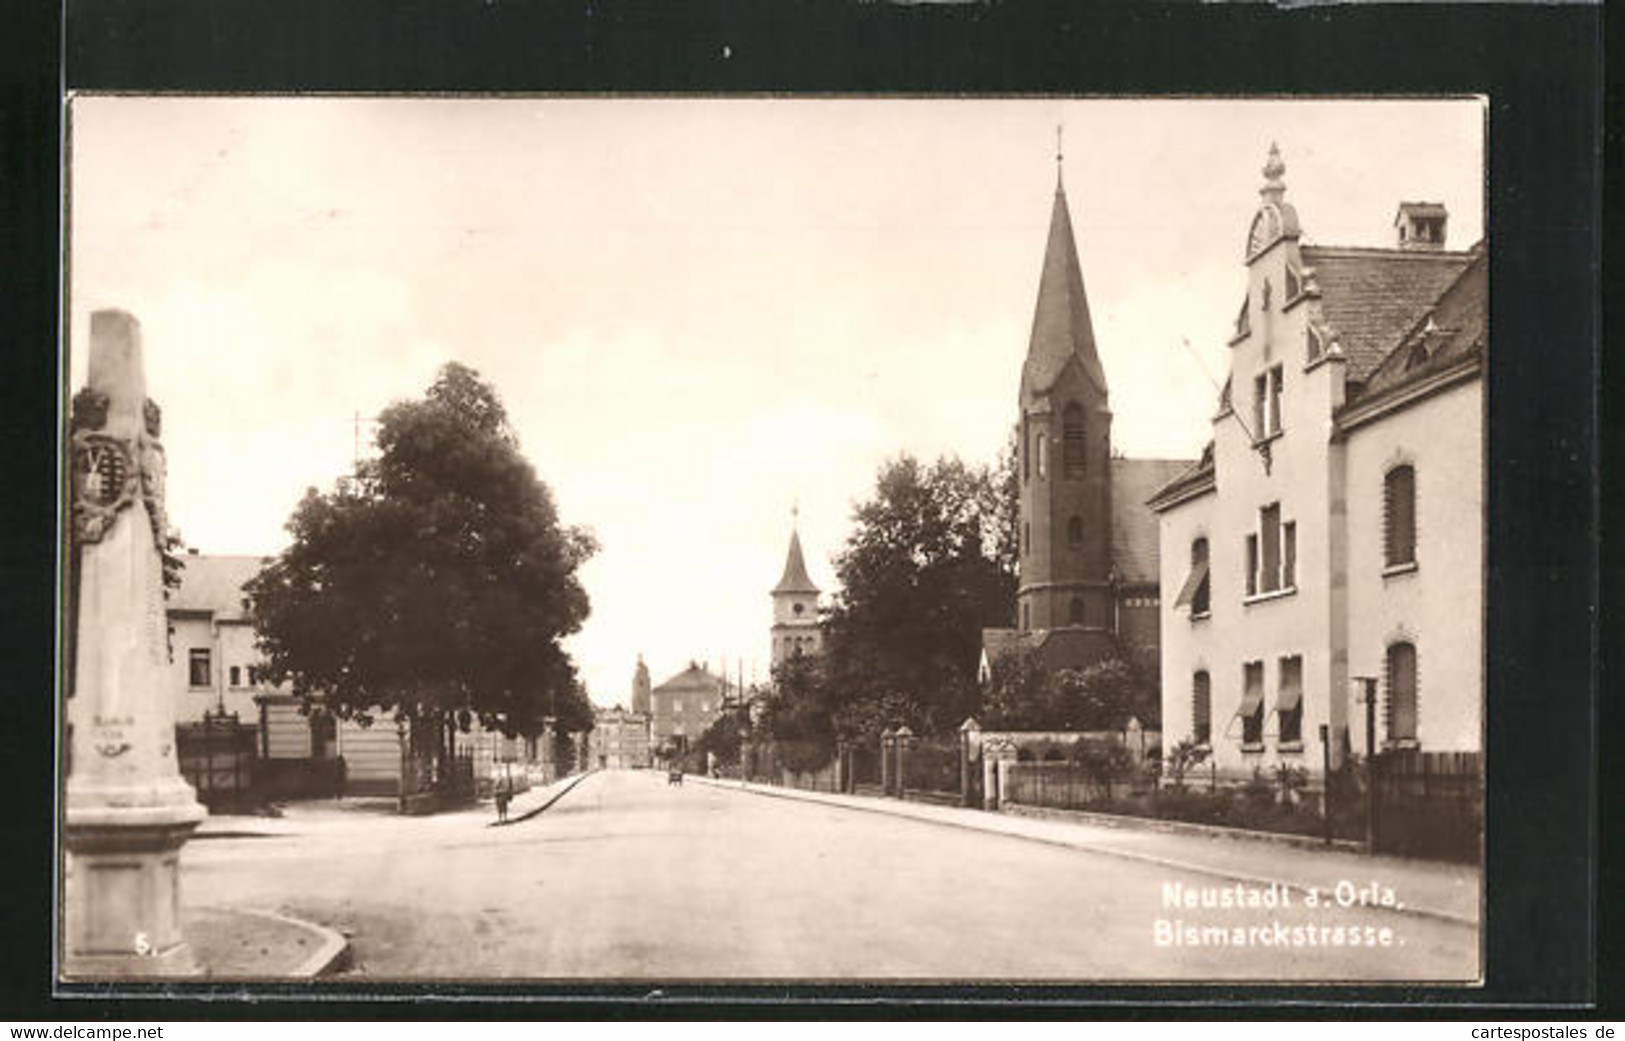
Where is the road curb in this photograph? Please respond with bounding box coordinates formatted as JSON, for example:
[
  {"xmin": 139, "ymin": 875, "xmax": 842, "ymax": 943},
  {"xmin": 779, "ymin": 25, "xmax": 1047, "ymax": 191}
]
[
  {"xmin": 211, "ymin": 906, "xmax": 352, "ymax": 978},
  {"xmin": 493, "ymin": 770, "xmax": 595, "ymax": 827},
  {"xmin": 691, "ymin": 776, "xmax": 1477, "ymax": 929},
  {"xmin": 1000, "ymin": 802, "xmax": 1369, "ymax": 854}
]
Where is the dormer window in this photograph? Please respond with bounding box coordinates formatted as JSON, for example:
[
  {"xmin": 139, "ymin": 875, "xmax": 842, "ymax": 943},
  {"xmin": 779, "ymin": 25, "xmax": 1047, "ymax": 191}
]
[
  {"xmin": 1306, "ymin": 325, "xmax": 1323, "ymax": 363},
  {"xmin": 1284, "ymin": 265, "xmax": 1301, "ymax": 302}
]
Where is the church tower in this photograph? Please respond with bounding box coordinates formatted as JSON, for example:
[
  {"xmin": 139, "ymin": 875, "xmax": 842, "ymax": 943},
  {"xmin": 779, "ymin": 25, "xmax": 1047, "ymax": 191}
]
[
  {"xmin": 631, "ymin": 654, "xmax": 651, "ymax": 716},
  {"xmin": 770, "ymin": 510, "xmax": 822, "ymax": 667},
  {"xmin": 1016, "ymin": 146, "xmax": 1115, "ymax": 637}
]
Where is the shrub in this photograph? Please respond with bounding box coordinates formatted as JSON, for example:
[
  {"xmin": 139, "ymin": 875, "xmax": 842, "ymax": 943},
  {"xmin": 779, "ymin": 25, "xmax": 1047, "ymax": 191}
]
[
  {"xmin": 1160, "ymin": 739, "xmax": 1209, "ymax": 790},
  {"xmin": 1241, "ymin": 767, "xmax": 1276, "ymax": 809}
]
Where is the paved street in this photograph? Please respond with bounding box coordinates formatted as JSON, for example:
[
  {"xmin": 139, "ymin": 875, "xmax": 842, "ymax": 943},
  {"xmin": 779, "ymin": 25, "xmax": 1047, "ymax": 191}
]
[{"xmin": 184, "ymin": 770, "xmax": 1479, "ymax": 981}]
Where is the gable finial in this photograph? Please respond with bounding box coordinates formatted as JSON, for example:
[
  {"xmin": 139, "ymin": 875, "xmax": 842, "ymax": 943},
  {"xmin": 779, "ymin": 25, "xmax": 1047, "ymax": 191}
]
[
  {"xmin": 1260, "ymin": 141, "xmax": 1287, "ymax": 203},
  {"xmin": 791, "ymin": 499, "xmax": 799, "ymax": 529}
]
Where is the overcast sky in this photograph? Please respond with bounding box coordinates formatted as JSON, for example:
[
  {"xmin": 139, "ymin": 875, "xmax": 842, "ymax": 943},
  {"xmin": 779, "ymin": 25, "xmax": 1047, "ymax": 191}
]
[{"xmin": 67, "ymin": 96, "xmax": 1483, "ymax": 706}]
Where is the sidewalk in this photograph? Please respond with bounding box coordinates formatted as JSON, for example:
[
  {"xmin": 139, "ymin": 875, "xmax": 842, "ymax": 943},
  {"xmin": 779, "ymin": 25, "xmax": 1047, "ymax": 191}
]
[
  {"xmin": 489, "ymin": 770, "xmax": 593, "ymax": 825},
  {"xmin": 691, "ymin": 775, "xmax": 1480, "ymax": 926},
  {"xmin": 181, "ymin": 905, "xmax": 350, "ymax": 979}
]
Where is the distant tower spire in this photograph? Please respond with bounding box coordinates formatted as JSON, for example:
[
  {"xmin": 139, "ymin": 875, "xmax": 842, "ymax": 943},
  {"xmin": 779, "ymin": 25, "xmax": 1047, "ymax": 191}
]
[{"xmin": 1056, "ymin": 123, "xmax": 1064, "ymax": 188}]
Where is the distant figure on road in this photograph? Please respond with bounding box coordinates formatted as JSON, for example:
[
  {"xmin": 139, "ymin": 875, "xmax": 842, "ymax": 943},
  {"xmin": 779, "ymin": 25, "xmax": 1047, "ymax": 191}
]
[
  {"xmin": 494, "ymin": 782, "xmax": 512, "ymax": 822},
  {"xmin": 667, "ymin": 768, "xmax": 683, "ymax": 787}
]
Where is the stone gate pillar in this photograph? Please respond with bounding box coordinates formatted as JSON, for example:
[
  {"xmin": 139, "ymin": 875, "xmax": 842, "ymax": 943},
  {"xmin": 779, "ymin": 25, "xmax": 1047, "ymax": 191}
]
[
  {"xmin": 879, "ymin": 728, "xmax": 895, "ymax": 796},
  {"xmin": 894, "ymin": 726, "xmax": 915, "ymax": 799},
  {"xmin": 63, "ymin": 311, "xmax": 206, "ymax": 977}
]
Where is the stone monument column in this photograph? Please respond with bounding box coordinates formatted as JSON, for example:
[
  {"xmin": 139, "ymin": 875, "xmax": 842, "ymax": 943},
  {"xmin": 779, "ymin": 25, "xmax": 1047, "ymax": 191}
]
[{"xmin": 63, "ymin": 310, "xmax": 205, "ymax": 977}]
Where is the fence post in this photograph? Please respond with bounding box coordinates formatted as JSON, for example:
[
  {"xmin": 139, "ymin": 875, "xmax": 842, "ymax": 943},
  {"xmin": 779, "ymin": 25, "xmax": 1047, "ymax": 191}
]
[{"xmin": 1362, "ymin": 677, "xmax": 1378, "ymax": 853}]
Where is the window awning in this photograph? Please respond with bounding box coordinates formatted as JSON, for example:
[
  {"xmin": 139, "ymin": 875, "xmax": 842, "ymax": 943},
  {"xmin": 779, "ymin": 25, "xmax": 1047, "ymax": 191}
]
[
  {"xmin": 1234, "ymin": 687, "xmax": 1265, "ymax": 718},
  {"xmin": 1173, "ymin": 560, "xmax": 1210, "ymax": 608},
  {"xmin": 1274, "ymin": 685, "xmax": 1303, "ymax": 714}
]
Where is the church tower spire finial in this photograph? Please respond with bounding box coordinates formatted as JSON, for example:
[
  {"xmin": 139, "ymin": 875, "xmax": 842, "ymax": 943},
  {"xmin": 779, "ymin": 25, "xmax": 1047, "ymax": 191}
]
[{"xmin": 1056, "ymin": 123, "xmax": 1065, "ymax": 189}]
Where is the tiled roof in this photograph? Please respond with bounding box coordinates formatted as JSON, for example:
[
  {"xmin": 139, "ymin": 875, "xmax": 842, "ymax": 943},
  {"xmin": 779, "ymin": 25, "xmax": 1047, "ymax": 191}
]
[
  {"xmin": 1146, "ymin": 445, "xmax": 1217, "ymax": 511},
  {"xmin": 168, "ymin": 554, "xmax": 268, "ymax": 619},
  {"xmin": 1111, "ymin": 458, "xmax": 1194, "ymax": 583},
  {"xmin": 1300, "ymin": 245, "xmax": 1474, "ymax": 381},
  {"xmin": 1358, "ymin": 248, "xmax": 1487, "ymax": 402},
  {"xmin": 1022, "ymin": 184, "xmax": 1107, "ymax": 403},
  {"xmin": 772, "ymin": 529, "xmax": 819, "ymax": 595}
]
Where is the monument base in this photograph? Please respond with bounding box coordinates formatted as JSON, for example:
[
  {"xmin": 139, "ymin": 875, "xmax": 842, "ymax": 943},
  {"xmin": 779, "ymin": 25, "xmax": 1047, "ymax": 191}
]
[{"xmin": 62, "ymin": 801, "xmax": 205, "ymax": 980}]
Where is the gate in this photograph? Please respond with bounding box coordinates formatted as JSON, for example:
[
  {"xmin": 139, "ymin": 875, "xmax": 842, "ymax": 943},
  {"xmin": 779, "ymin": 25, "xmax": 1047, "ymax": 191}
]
[
  {"xmin": 1371, "ymin": 749, "xmax": 1482, "ymax": 863},
  {"xmin": 176, "ymin": 710, "xmax": 256, "ymax": 811}
]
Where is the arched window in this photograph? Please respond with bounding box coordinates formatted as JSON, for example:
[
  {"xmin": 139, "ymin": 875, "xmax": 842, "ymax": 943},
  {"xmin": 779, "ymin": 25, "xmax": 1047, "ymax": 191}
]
[
  {"xmin": 1385, "ymin": 465, "xmax": 1417, "ymax": 568},
  {"xmin": 1021, "ymin": 602, "xmax": 1031, "ymax": 631},
  {"xmin": 1035, "ymin": 434, "xmax": 1047, "ymax": 478},
  {"xmin": 1386, "ymin": 641, "xmax": 1418, "ymax": 743},
  {"xmin": 1192, "ymin": 671, "xmax": 1211, "ymax": 745},
  {"xmin": 1063, "ymin": 402, "xmax": 1086, "ymax": 478},
  {"xmin": 1068, "ymin": 597, "xmax": 1085, "ymax": 625},
  {"xmin": 1067, "ymin": 515, "xmax": 1083, "ymax": 547},
  {"xmin": 1022, "ymin": 522, "xmax": 1030, "ymax": 556}
]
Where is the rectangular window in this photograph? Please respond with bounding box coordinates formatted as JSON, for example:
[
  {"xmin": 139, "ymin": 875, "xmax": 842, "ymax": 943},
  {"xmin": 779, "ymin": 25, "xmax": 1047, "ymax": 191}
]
[
  {"xmin": 1241, "ymin": 662, "xmax": 1265, "ymax": 748},
  {"xmin": 1252, "ymin": 366, "xmax": 1285, "ymax": 439},
  {"xmin": 188, "ymin": 649, "xmax": 211, "ymax": 688},
  {"xmin": 229, "ymin": 665, "xmax": 242, "ymax": 687},
  {"xmin": 1277, "ymin": 655, "xmax": 1303, "ymax": 747},
  {"xmin": 1175, "ymin": 538, "xmax": 1211, "ymax": 618},
  {"xmin": 1283, "ymin": 521, "xmax": 1296, "ymax": 589},
  {"xmin": 1245, "ymin": 534, "xmax": 1258, "ymax": 597},
  {"xmin": 1267, "ymin": 365, "xmax": 1283, "ymax": 436},
  {"xmin": 1260, "ymin": 504, "xmax": 1281, "ymax": 593}
]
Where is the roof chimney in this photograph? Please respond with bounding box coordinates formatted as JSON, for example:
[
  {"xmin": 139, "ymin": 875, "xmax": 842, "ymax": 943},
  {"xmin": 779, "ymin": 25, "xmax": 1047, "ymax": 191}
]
[{"xmin": 1395, "ymin": 202, "xmax": 1448, "ymax": 251}]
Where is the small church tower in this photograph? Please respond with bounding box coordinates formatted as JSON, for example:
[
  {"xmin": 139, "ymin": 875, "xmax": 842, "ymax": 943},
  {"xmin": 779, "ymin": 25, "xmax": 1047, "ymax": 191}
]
[
  {"xmin": 770, "ymin": 509, "xmax": 822, "ymax": 667},
  {"xmin": 1016, "ymin": 141, "xmax": 1115, "ymax": 637},
  {"xmin": 631, "ymin": 654, "xmax": 651, "ymax": 716}
]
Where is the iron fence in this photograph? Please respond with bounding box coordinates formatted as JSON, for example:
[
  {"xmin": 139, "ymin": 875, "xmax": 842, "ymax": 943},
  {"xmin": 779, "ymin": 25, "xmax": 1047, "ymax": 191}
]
[
  {"xmin": 1371, "ymin": 749, "xmax": 1482, "ymax": 863},
  {"xmin": 176, "ymin": 711, "xmax": 256, "ymax": 811}
]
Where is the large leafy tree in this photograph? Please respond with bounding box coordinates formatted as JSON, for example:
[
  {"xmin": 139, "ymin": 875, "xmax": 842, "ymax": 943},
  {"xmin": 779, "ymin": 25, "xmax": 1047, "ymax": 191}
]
[
  {"xmin": 810, "ymin": 453, "xmax": 1017, "ymax": 741},
  {"xmin": 245, "ymin": 363, "xmax": 597, "ymax": 756}
]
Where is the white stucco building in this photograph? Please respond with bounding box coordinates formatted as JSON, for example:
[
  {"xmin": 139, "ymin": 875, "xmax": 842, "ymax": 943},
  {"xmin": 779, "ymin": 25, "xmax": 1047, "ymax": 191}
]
[{"xmin": 1149, "ymin": 148, "xmax": 1484, "ymax": 780}]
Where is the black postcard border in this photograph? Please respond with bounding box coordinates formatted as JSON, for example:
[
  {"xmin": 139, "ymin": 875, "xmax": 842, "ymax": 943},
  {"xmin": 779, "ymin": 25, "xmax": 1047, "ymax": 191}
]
[{"xmin": 1, "ymin": 0, "xmax": 1607, "ymax": 1018}]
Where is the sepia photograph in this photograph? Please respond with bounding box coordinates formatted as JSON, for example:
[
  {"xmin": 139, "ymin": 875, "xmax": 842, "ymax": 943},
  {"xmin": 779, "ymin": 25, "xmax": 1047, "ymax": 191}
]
[{"xmin": 59, "ymin": 95, "xmax": 1487, "ymax": 986}]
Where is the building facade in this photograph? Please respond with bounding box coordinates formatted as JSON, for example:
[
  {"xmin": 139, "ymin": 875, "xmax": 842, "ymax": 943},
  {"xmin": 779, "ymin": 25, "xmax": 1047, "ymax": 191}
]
[
  {"xmin": 649, "ymin": 662, "xmax": 726, "ymax": 752},
  {"xmin": 588, "ymin": 705, "xmax": 653, "ymax": 769},
  {"xmin": 769, "ymin": 521, "xmax": 822, "ymax": 667},
  {"xmin": 1150, "ymin": 146, "xmax": 1483, "ymax": 779},
  {"xmin": 981, "ymin": 164, "xmax": 1192, "ymax": 681}
]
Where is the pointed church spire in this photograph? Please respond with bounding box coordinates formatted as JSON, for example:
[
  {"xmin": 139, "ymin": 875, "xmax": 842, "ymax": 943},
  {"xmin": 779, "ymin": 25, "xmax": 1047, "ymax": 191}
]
[
  {"xmin": 1021, "ymin": 155, "xmax": 1108, "ymax": 402},
  {"xmin": 772, "ymin": 516, "xmax": 819, "ymax": 596},
  {"xmin": 1056, "ymin": 123, "xmax": 1064, "ymax": 189}
]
